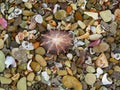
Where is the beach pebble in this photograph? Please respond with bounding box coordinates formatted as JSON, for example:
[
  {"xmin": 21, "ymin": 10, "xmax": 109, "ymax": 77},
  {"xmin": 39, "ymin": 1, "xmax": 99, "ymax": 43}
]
[
  {"xmin": 17, "ymin": 77, "xmax": 27, "ymax": 90},
  {"xmin": 27, "ymin": 72, "xmax": 35, "ymax": 82},
  {"xmin": 0, "ymin": 39, "xmax": 4, "ymax": 49},
  {"xmin": 86, "ymin": 66, "xmax": 95, "ymax": 73},
  {"xmin": 35, "ymin": 47, "xmax": 46, "ymax": 55},
  {"xmin": 100, "ymin": 10, "xmax": 112, "ymax": 22},
  {"xmin": 54, "ymin": 10, "xmax": 67, "ymax": 20},
  {"xmin": 77, "ymin": 20, "xmax": 86, "ymax": 29},
  {"xmin": 67, "ymin": 53, "xmax": 73, "ymax": 60},
  {"xmin": 57, "ymin": 70, "xmax": 67, "ymax": 76},
  {"xmin": 89, "ymin": 34, "xmax": 102, "ymax": 41},
  {"xmin": 0, "ymin": 51, "xmax": 5, "ymax": 72},
  {"xmin": 0, "ymin": 76, "xmax": 12, "ymax": 84},
  {"xmin": 24, "ymin": 2, "xmax": 32, "ymax": 9},
  {"xmin": 93, "ymin": 42, "xmax": 109, "ymax": 53},
  {"xmin": 35, "ymin": 54, "xmax": 47, "ymax": 67},
  {"xmin": 30, "ymin": 62, "xmax": 41, "ymax": 72},
  {"xmin": 62, "ymin": 75, "xmax": 82, "ymax": 90},
  {"xmin": 85, "ymin": 73, "xmax": 96, "ymax": 85}
]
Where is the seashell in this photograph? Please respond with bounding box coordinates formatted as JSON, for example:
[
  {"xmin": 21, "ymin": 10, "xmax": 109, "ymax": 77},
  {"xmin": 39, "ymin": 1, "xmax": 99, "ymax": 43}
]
[
  {"xmin": 3, "ymin": 34, "xmax": 9, "ymax": 41},
  {"xmin": 113, "ymin": 53, "xmax": 120, "ymax": 60},
  {"xmin": 27, "ymin": 60, "xmax": 33, "ymax": 71},
  {"xmin": 102, "ymin": 73, "xmax": 112, "ymax": 85},
  {"xmin": 15, "ymin": 35, "xmax": 20, "ymax": 44},
  {"xmin": 41, "ymin": 71, "xmax": 50, "ymax": 82},
  {"xmin": 95, "ymin": 67, "xmax": 103, "ymax": 78},
  {"xmin": 35, "ymin": 14, "xmax": 43, "ymax": 24},
  {"xmin": 22, "ymin": 41, "xmax": 34, "ymax": 50},
  {"xmin": 14, "ymin": 8, "xmax": 22, "ymax": 16},
  {"xmin": 89, "ymin": 34, "xmax": 102, "ymax": 40},
  {"xmin": 67, "ymin": 53, "xmax": 73, "ymax": 60},
  {"xmin": 5, "ymin": 56, "xmax": 16, "ymax": 68},
  {"xmin": 96, "ymin": 53, "xmax": 108, "ymax": 68},
  {"xmin": 8, "ymin": 12, "xmax": 15, "ymax": 20}
]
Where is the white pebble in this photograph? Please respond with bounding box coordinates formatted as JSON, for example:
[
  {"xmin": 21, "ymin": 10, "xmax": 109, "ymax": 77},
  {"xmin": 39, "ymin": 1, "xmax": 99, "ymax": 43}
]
[
  {"xmin": 84, "ymin": 12, "xmax": 98, "ymax": 20},
  {"xmin": 95, "ymin": 67, "xmax": 103, "ymax": 78}
]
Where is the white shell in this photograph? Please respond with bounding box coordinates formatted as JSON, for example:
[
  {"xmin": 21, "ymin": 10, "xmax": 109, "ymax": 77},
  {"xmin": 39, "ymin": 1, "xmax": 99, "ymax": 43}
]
[
  {"xmin": 85, "ymin": 56, "xmax": 92, "ymax": 65},
  {"xmin": 41, "ymin": 71, "xmax": 50, "ymax": 81},
  {"xmin": 5, "ymin": 56, "xmax": 16, "ymax": 68},
  {"xmin": 113, "ymin": 53, "xmax": 120, "ymax": 60},
  {"xmin": 67, "ymin": 53, "xmax": 73, "ymax": 60},
  {"xmin": 8, "ymin": 12, "xmax": 15, "ymax": 20},
  {"xmin": 3, "ymin": 34, "xmax": 9, "ymax": 41},
  {"xmin": 22, "ymin": 41, "xmax": 34, "ymax": 50},
  {"xmin": 77, "ymin": 20, "xmax": 86, "ymax": 29},
  {"xmin": 53, "ymin": 4, "xmax": 60, "ymax": 13},
  {"xmin": 27, "ymin": 60, "xmax": 33, "ymax": 71},
  {"xmin": 14, "ymin": 8, "xmax": 22, "ymax": 16},
  {"xmin": 35, "ymin": 14, "xmax": 43, "ymax": 23},
  {"xmin": 22, "ymin": 0, "xmax": 28, "ymax": 2},
  {"xmin": 102, "ymin": 73, "xmax": 112, "ymax": 85},
  {"xmin": 95, "ymin": 67, "xmax": 103, "ymax": 78},
  {"xmin": 15, "ymin": 35, "xmax": 20, "ymax": 44}
]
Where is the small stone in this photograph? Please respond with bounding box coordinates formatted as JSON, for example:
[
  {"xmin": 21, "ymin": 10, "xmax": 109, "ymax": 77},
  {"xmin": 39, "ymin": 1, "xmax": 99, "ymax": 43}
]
[
  {"xmin": 54, "ymin": 10, "xmax": 67, "ymax": 20},
  {"xmin": 30, "ymin": 62, "xmax": 41, "ymax": 72},
  {"xmin": 0, "ymin": 76, "xmax": 12, "ymax": 84},
  {"xmin": 57, "ymin": 70, "xmax": 67, "ymax": 76},
  {"xmin": 0, "ymin": 51, "xmax": 5, "ymax": 72},
  {"xmin": 27, "ymin": 72, "xmax": 35, "ymax": 82},
  {"xmin": 75, "ymin": 11, "xmax": 83, "ymax": 21},
  {"xmin": 114, "ymin": 66, "xmax": 120, "ymax": 72},
  {"xmin": 62, "ymin": 75, "xmax": 82, "ymax": 90},
  {"xmin": 35, "ymin": 54, "xmax": 47, "ymax": 67},
  {"xmin": 35, "ymin": 47, "xmax": 46, "ymax": 55},
  {"xmin": 77, "ymin": 20, "xmax": 86, "ymax": 29},
  {"xmin": 0, "ymin": 88, "xmax": 5, "ymax": 90},
  {"xmin": 67, "ymin": 53, "xmax": 73, "ymax": 60},
  {"xmin": 86, "ymin": 66, "xmax": 95, "ymax": 73},
  {"xmin": 85, "ymin": 73, "xmax": 96, "ymax": 85},
  {"xmin": 93, "ymin": 42, "xmax": 109, "ymax": 53},
  {"xmin": 100, "ymin": 10, "xmax": 112, "ymax": 22},
  {"xmin": 89, "ymin": 34, "xmax": 102, "ymax": 41},
  {"xmin": 0, "ymin": 39, "xmax": 4, "ymax": 49},
  {"xmin": 24, "ymin": 2, "xmax": 32, "ymax": 9},
  {"xmin": 17, "ymin": 77, "xmax": 27, "ymax": 90},
  {"xmin": 35, "ymin": 75, "xmax": 41, "ymax": 81},
  {"xmin": 65, "ymin": 60, "xmax": 71, "ymax": 67},
  {"xmin": 22, "ymin": 10, "xmax": 34, "ymax": 16}
]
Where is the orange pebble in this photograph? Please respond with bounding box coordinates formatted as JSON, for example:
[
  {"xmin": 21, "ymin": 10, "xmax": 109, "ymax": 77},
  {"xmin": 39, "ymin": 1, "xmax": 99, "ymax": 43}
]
[
  {"xmin": 66, "ymin": 6, "xmax": 73, "ymax": 14},
  {"xmin": 33, "ymin": 42, "xmax": 40, "ymax": 49},
  {"xmin": 49, "ymin": 20, "xmax": 57, "ymax": 27}
]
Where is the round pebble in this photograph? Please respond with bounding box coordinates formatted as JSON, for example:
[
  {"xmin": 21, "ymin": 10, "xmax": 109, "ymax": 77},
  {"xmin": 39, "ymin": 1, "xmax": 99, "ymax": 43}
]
[
  {"xmin": 54, "ymin": 10, "xmax": 67, "ymax": 20},
  {"xmin": 35, "ymin": 47, "xmax": 46, "ymax": 55},
  {"xmin": 86, "ymin": 66, "xmax": 95, "ymax": 73},
  {"xmin": 27, "ymin": 72, "xmax": 35, "ymax": 82},
  {"xmin": 85, "ymin": 73, "xmax": 96, "ymax": 85}
]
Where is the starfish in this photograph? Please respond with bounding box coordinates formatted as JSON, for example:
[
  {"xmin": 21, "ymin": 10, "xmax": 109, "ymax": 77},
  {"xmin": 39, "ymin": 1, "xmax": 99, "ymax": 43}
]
[{"xmin": 41, "ymin": 30, "xmax": 73, "ymax": 55}]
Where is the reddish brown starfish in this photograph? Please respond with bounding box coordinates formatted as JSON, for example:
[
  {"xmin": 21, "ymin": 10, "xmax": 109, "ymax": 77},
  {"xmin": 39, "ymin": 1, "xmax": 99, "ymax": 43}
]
[{"xmin": 41, "ymin": 30, "xmax": 73, "ymax": 55}]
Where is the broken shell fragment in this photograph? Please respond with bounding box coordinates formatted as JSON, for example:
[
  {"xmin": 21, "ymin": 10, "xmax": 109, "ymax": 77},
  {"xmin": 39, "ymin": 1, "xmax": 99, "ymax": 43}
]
[
  {"xmin": 102, "ymin": 73, "xmax": 112, "ymax": 85},
  {"xmin": 77, "ymin": 32, "xmax": 89, "ymax": 39},
  {"xmin": 84, "ymin": 12, "xmax": 98, "ymax": 20},
  {"xmin": 5, "ymin": 56, "xmax": 16, "ymax": 68},
  {"xmin": 27, "ymin": 60, "xmax": 33, "ymax": 71},
  {"xmin": 22, "ymin": 41, "xmax": 34, "ymax": 50},
  {"xmin": 113, "ymin": 53, "xmax": 120, "ymax": 60},
  {"xmin": 96, "ymin": 53, "xmax": 108, "ymax": 68},
  {"xmin": 95, "ymin": 67, "xmax": 103, "ymax": 78}
]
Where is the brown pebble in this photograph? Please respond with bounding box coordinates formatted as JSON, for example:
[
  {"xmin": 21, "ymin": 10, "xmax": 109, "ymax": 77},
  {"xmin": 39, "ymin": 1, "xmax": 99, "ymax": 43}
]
[{"xmin": 30, "ymin": 62, "xmax": 41, "ymax": 72}]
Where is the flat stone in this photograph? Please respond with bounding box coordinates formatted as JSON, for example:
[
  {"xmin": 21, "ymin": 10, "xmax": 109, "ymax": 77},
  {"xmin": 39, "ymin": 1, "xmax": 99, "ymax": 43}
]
[
  {"xmin": 17, "ymin": 77, "xmax": 27, "ymax": 90},
  {"xmin": 0, "ymin": 51, "xmax": 5, "ymax": 72},
  {"xmin": 85, "ymin": 73, "xmax": 96, "ymax": 85},
  {"xmin": 100, "ymin": 10, "xmax": 112, "ymax": 22},
  {"xmin": 0, "ymin": 76, "xmax": 12, "ymax": 84}
]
